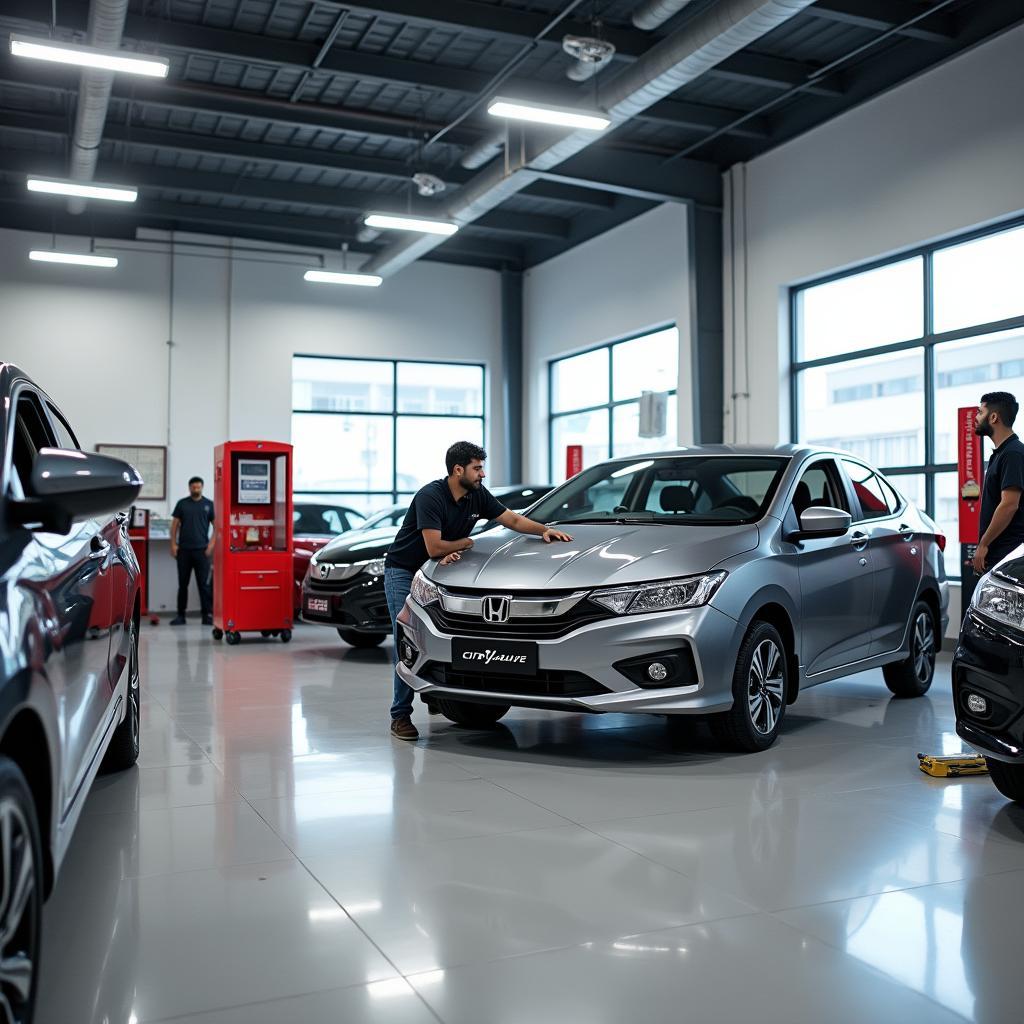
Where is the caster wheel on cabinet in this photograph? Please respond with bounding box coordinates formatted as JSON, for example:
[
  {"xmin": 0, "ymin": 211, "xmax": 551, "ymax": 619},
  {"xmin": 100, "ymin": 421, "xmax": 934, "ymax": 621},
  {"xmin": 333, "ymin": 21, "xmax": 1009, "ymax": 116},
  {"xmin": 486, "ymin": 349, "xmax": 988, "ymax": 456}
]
[
  {"xmin": 280, "ymin": 630, "xmax": 292, "ymax": 643},
  {"xmin": 212, "ymin": 628, "xmax": 224, "ymax": 641},
  {"xmin": 225, "ymin": 631, "xmax": 241, "ymax": 646}
]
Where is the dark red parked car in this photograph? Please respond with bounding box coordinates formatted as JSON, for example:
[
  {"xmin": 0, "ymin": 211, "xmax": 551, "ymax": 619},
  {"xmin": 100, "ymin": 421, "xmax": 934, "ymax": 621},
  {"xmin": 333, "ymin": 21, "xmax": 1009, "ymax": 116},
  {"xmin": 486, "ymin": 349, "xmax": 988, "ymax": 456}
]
[{"xmin": 292, "ymin": 502, "xmax": 366, "ymax": 613}]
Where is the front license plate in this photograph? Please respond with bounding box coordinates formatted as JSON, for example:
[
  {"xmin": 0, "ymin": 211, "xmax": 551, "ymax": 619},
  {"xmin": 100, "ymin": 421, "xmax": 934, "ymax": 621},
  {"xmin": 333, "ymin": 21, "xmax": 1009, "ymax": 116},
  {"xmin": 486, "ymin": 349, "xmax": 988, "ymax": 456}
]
[
  {"xmin": 305, "ymin": 596, "xmax": 330, "ymax": 615},
  {"xmin": 451, "ymin": 638, "xmax": 538, "ymax": 676}
]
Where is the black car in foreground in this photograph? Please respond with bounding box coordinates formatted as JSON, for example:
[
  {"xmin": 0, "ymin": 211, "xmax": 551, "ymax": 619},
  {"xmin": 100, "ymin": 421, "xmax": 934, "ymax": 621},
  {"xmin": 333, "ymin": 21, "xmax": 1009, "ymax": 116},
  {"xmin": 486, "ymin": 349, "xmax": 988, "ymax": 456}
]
[
  {"xmin": 301, "ymin": 485, "xmax": 551, "ymax": 646},
  {"xmin": 0, "ymin": 364, "xmax": 143, "ymax": 1022},
  {"xmin": 954, "ymin": 547, "xmax": 1024, "ymax": 800}
]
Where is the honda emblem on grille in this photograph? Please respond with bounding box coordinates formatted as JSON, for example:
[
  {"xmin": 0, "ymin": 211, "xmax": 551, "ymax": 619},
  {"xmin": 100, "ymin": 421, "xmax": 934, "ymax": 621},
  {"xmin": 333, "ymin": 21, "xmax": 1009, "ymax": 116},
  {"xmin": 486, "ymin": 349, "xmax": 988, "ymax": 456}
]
[
  {"xmin": 482, "ymin": 596, "xmax": 511, "ymax": 624},
  {"xmin": 319, "ymin": 564, "xmax": 331, "ymax": 580}
]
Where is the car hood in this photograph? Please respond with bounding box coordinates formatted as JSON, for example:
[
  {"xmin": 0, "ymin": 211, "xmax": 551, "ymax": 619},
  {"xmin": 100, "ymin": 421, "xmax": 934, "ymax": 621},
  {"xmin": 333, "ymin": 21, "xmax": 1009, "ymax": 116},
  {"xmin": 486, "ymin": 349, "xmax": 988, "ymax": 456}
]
[
  {"xmin": 993, "ymin": 545, "xmax": 1024, "ymax": 586},
  {"xmin": 316, "ymin": 526, "xmax": 399, "ymax": 564},
  {"xmin": 423, "ymin": 522, "xmax": 761, "ymax": 589}
]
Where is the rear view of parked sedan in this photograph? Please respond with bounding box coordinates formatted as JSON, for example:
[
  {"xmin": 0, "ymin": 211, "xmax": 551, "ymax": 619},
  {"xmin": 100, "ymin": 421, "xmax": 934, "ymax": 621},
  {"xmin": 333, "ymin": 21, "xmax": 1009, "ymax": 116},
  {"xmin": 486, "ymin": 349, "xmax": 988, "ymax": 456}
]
[{"xmin": 396, "ymin": 447, "xmax": 948, "ymax": 752}]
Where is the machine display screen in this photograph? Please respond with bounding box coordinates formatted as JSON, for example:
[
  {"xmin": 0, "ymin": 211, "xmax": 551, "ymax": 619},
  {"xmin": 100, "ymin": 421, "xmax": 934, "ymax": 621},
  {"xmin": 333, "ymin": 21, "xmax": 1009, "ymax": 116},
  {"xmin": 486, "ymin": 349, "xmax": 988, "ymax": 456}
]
[{"xmin": 237, "ymin": 459, "xmax": 271, "ymax": 504}]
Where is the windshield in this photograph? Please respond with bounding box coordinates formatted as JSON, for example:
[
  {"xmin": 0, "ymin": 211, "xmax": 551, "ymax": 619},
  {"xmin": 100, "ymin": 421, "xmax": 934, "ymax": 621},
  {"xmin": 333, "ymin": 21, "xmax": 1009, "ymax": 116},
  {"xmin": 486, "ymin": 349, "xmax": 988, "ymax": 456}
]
[
  {"xmin": 359, "ymin": 505, "xmax": 408, "ymax": 530},
  {"xmin": 530, "ymin": 456, "xmax": 789, "ymax": 526}
]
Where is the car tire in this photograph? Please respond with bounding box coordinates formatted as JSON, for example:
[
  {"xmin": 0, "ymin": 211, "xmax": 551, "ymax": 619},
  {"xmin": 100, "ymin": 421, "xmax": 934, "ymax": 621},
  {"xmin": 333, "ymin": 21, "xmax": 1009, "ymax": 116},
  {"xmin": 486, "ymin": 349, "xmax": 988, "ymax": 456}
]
[
  {"xmin": 102, "ymin": 617, "xmax": 141, "ymax": 773},
  {"xmin": 985, "ymin": 759, "xmax": 1024, "ymax": 802},
  {"xmin": 882, "ymin": 601, "xmax": 937, "ymax": 698},
  {"xmin": 0, "ymin": 756, "xmax": 43, "ymax": 1024},
  {"xmin": 435, "ymin": 699, "xmax": 510, "ymax": 728},
  {"xmin": 711, "ymin": 621, "xmax": 788, "ymax": 753},
  {"xmin": 337, "ymin": 630, "xmax": 386, "ymax": 648}
]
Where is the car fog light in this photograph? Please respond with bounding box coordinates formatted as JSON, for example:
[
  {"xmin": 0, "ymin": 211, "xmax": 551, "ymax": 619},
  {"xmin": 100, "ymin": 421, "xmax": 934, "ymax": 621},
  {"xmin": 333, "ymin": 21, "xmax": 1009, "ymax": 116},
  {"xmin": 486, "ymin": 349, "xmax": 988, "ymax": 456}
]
[
  {"xmin": 966, "ymin": 693, "xmax": 988, "ymax": 715},
  {"xmin": 399, "ymin": 637, "xmax": 417, "ymax": 668},
  {"xmin": 647, "ymin": 662, "xmax": 668, "ymax": 682}
]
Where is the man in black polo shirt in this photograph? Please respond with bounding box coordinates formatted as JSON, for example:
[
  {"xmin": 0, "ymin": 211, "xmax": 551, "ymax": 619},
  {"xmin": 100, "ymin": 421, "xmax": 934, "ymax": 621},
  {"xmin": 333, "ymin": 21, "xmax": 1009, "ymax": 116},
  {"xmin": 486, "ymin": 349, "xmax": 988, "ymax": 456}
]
[
  {"xmin": 384, "ymin": 441, "xmax": 572, "ymax": 740},
  {"xmin": 973, "ymin": 391, "xmax": 1024, "ymax": 574},
  {"xmin": 170, "ymin": 475, "xmax": 216, "ymax": 626}
]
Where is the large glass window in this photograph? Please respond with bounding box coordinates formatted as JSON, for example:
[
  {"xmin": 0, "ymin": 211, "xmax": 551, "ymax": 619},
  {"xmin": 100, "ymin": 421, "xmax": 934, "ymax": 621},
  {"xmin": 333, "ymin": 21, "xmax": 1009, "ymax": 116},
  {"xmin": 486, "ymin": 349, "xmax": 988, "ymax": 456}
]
[
  {"xmin": 792, "ymin": 219, "xmax": 1024, "ymax": 580},
  {"xmin": 292, "ymin": 356, "xmax": 485, "ymax": 511},
  {"xmin": 549, "ymin": 326, "xmax": 679, "ymax": 481}
]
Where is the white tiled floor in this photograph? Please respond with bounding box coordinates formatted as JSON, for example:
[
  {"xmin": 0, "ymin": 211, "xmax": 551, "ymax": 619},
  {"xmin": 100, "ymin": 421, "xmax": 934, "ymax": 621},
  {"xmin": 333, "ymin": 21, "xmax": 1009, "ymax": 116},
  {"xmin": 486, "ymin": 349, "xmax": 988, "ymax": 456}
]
[{"xmin": 37, "ymin": 622, "xmax": 1024, "ymax": 1023}]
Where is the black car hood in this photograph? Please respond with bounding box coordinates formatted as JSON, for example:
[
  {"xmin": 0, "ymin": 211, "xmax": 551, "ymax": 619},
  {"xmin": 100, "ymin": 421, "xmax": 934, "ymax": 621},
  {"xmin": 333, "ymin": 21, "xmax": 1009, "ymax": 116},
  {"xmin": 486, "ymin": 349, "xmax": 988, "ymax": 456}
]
[
  {"xmin": 316, "ymin": 525, "xmax": 399, "ymax": 565},
  {"xmin": 994, "ymin": 546, "xmax": 1024, "ymax": 586}
]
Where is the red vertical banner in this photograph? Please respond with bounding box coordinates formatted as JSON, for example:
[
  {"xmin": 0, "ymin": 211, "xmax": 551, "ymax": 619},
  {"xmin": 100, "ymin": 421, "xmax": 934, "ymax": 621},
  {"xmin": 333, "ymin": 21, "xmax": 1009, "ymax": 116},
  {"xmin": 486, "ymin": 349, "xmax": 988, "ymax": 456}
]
[
  {"xmin": 566, "ymin": 444, "xmax": 583, "ymax": 479},
  {"xmin": 958, "ymin": 406, "xmax": 983, "ymax": 544}
]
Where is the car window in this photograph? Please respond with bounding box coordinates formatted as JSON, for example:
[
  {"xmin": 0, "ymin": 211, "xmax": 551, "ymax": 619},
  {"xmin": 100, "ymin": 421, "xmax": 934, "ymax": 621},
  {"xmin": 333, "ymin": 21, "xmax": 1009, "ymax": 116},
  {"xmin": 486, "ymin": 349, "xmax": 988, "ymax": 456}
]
[
  {"xmin": 10, "ymin": 391, "xmax": 57, "ymax": 495},
  {"xmin": 792, "ymin": 461, "xmax": 848, "ymax": 516},
  {"xmin": 842, "ymin": 459, "xmax": 896, "ymax": 520},
  {"xmin": 47, "ymin": 403, "xmax": 80, "ymax": 450}
]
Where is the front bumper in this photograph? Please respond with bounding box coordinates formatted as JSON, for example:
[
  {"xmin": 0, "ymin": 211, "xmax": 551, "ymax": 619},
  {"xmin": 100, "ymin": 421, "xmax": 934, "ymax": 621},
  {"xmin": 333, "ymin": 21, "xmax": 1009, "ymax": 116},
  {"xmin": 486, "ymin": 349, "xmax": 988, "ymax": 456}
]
[
  {"xmin": 395, "ymin": 597, "xmax": 744, "ymax": 715},
  {"xmin": 300, "ymin": 572, "xmax": 391, "ymax": 633},
  {"xmin": 953, "ymin": 610, "xmax": 1024, "ymax": 763}
]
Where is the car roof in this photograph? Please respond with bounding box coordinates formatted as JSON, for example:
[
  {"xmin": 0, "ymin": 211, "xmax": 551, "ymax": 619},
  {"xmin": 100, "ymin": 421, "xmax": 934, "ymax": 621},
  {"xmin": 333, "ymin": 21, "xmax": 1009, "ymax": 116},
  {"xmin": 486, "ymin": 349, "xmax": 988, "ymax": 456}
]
[{"xmin": 593, "ymin": 444, "xmax": 849, "ymax": 463}]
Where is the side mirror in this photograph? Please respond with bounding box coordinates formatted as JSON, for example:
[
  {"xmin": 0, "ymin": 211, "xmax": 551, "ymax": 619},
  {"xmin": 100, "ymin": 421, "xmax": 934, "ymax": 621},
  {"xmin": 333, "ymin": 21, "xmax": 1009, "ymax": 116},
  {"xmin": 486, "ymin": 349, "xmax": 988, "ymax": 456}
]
[
  {"xmin": 796, "ymin": 505, "xmax": 851, "ymax": 539},
  {"xmin": 9, "ymin": 448, "xmax": 143, "ymax": 534}
]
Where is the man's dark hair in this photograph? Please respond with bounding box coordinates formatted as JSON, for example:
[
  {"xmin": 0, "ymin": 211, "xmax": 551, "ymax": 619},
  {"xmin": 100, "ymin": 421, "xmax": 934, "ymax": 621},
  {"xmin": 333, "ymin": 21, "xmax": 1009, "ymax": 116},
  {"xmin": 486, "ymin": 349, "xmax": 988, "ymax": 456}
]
[
  {"xmin": 446, "ymin": 441, "xmax": 487, "ymax": 475},
  {"xmin": 189, "ymin": 476, "xmax": 204, "ymax": 486},
  {"xmin": 981, "ymin": 392, "xmax": 1019, "ymax": 429}
]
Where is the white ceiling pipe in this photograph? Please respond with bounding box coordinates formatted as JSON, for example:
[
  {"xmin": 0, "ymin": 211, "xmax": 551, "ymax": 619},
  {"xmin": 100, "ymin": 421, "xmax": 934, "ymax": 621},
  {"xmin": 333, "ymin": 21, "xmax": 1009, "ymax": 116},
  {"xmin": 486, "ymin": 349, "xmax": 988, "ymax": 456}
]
[
  {"xmin": 632, "ymin": 0, "xmax": 697, "ymax": 31},
  {"xmin": 67, "ymin": 0, "xmax": 130, "ymax": 214},
  {"xmin": 364, "ymin": 0, "xmax": 816, "ymax": 279},
  {"xmin": 460, "ymin": 129, "xmax": 506, "ymax": 169}
]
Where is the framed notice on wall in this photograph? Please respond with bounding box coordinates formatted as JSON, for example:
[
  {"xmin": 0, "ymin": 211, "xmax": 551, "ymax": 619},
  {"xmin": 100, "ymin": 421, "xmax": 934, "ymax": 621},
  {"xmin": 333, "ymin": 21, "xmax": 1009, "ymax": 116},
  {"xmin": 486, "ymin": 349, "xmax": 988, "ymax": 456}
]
[{"xmin": 96, "ymin": 444, "xmax": 167, "ymax": 501}]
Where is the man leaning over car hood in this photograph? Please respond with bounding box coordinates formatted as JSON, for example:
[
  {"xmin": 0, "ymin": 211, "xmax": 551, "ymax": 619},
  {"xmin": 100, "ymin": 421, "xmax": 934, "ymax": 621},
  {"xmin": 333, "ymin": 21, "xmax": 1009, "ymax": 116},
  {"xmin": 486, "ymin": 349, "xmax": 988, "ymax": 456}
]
[{"xmin": 383, "ymin": 440, "xmax": 572, "ymax": 741}]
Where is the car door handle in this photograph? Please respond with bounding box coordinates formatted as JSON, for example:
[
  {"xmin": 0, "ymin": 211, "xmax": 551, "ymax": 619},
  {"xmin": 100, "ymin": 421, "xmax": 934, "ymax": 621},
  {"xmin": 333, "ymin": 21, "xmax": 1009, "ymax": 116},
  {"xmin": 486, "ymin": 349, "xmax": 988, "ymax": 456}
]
[
  {"xmin": 850, "ymin": 531, "xmax": 868, "ymax": 552},
  {"xmin": 899, "ymin": 524, "xmax": 914, "ymax": 541},
  {"xmin": 89, "ymin": 536, "xmax": 111, "ymax": 560}
]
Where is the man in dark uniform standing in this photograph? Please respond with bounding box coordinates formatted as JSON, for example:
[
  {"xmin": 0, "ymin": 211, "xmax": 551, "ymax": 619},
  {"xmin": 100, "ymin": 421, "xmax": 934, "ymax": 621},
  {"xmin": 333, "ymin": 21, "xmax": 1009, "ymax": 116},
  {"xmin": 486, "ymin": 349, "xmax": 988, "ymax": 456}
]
[
  {"xmin": 170, "ymin": 475, "xmax": 216, "ymax": 626},
  {"xmin": 384, "ymin": 441, "xmax": 573, "ymax": 740},
  {"xmin": 973, "ymin": 391, "xmax": 1024, "ymax": 575}
]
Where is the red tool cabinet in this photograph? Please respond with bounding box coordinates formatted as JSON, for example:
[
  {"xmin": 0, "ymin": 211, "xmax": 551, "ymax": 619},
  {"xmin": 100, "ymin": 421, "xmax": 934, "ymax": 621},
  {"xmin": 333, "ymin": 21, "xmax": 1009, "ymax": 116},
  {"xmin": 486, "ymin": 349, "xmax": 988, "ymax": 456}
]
[
  {"xmin": 211, "ymin": 440, "xmax": 294, "ymax": 645},
  {"xmin": 127, "ymin": 506, "xmax": 159, "ymax": 624}
]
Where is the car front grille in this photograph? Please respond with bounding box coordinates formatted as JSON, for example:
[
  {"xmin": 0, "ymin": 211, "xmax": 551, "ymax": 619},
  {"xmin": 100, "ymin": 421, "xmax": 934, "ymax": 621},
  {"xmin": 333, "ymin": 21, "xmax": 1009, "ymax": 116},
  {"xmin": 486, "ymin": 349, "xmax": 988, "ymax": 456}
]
[
  {"xmin": 420, "ymin": 661, "xmax": 608, "ymax": 698},
  {"xmin": 426, "ymin": 591, "xmax": 611, "ymax": 640}
]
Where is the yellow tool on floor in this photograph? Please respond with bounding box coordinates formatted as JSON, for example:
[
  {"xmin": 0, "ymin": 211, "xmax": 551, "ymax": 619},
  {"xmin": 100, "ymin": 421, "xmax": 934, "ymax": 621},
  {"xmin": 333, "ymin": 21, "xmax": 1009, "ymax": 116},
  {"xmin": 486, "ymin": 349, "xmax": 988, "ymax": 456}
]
[{"xmin": 917, "ymin": 752, "xmax": 990, "ymax": 778}]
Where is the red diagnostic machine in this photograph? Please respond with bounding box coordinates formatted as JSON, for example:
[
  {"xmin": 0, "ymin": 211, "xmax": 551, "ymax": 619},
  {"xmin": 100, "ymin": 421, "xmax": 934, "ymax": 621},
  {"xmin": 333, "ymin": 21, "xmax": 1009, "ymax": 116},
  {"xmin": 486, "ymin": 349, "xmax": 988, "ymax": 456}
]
[{"xmin": 211, "ymin": 440, "xmax": 294, "ymax": 645}]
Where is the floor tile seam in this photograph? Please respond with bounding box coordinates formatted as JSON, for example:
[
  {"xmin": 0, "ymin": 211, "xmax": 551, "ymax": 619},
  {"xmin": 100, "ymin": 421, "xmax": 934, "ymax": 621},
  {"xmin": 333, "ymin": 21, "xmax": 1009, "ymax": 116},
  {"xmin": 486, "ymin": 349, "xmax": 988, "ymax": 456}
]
[
  {"xmin": 106, "ymin": 853, "xmax": 300, "ymax": 886},
  {"xmin": 401, "ymin": 906, "xmax": 768, "ymax": 983},
  {"xmin": 763, "ymin": 910, "xmax": 973, "ymax": 1022},
  {"xmin": 283, "ymin": 852, "xmax": 447, "ymax": 1024},
  {"xmin": 82, "ymin": 796, "xmax": 248, "ymax": 819},
  {"xmin": 472, "ymin": 775, "xmax": 596, "ymax": 829},
  {"xmin": 139, "ymin": 977, "xmax": 447, "ymax": 1024}
]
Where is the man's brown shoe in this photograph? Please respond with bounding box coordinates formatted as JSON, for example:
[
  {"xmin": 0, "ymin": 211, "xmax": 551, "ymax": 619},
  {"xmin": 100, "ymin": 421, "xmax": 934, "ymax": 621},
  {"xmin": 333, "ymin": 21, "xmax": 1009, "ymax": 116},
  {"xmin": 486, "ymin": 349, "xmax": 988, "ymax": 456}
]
[{"xmin": 390, "ymin": 717, "xmax": 419, "ymax": 741}]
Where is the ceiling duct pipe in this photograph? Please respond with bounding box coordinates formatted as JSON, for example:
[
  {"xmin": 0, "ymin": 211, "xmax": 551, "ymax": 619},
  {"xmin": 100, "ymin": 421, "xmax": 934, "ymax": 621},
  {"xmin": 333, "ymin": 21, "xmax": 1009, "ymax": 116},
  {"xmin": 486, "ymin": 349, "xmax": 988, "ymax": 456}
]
[
  {"xmin": 632, "ymin": 0, "xmax": 697, "ymax": 31},
  {"xmin": 365, "ymin": 0, "xmax": 816, "ymax": 278},
  {"xmin": 67, "ymin": 0, "xmax": 130, "ymax": 213},
  {"xmin": 460, "ymin": 129, "xmax": 506, "ymax": 170}
]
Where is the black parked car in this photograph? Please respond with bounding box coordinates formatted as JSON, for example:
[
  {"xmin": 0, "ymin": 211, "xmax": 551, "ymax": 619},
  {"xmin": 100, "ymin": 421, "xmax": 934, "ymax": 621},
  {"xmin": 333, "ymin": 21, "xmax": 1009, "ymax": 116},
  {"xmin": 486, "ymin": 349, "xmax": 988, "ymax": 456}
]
[
  {"xmin": 301, "ymin": 485, "xmax": 551, "ymax": 646},
  {"xmin": 953, "ymin": 547, "xmax": 1024, "ymax": 800},
  {"xmin": 0, "ymin": 364, "xmax": 143, "ymax": 1022}
]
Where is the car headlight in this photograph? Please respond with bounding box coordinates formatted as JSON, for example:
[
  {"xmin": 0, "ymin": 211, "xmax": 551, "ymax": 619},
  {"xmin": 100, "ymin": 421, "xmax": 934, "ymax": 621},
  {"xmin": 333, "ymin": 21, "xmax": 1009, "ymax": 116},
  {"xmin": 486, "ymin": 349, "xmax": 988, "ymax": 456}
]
[
  {"xmin": 972, "ymin": 573, "xmax": 1024, "ymax": 632},
  {"xmin": 356, "ymin": 557, "xmax": 386, "ymax": 577},
  {"xmin": 410, "ymin": 570, "xmax": 440, "ymax": 608},
  {"xmin": 591, "ymin": 572, "xmax": 727, "ymax": 615}
]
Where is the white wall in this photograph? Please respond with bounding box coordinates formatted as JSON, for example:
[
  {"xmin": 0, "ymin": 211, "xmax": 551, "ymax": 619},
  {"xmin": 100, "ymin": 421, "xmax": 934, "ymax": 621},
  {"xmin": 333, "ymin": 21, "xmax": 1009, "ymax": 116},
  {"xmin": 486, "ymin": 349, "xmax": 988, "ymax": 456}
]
[
  {"xmin": 723, "ymin": 23, "xmax": 1024, "ymax": 635},
  {"xmin": 724, "ymin": 22, "xmax": 1024, "ymax": 446},
  {"xmin": 523, "ymin": 202, "xmax": 692, "ymax": 481},
  {"xmin": 0, "ymin": 227, "xmax": 504, "ymax": 515}
]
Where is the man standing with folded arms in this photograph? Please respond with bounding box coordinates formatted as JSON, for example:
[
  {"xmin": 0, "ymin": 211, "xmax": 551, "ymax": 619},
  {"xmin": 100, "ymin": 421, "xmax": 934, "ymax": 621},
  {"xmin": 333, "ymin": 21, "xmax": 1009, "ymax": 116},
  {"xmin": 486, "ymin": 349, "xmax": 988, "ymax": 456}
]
[{"xmin": 384, "ymin": 441, "xmax": 572, "ymax": 740}]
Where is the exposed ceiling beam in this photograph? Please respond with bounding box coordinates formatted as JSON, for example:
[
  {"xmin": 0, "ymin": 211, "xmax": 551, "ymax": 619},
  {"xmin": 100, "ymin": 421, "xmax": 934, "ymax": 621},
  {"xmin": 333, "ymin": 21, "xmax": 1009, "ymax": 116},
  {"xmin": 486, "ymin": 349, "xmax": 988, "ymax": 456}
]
[
  {"xmin": 0, "ymin": 150, "xmax": 571, "ymax": 239},
  {"xmin": 804, "ymin": 0, "xmax": 956, "ymax": 43},
  {"xmin": 0, "ymin": 186, "xmax": 527, "ymax": 267},
  {"xmin": 0, "ymin": 2, "xmax": 823, "ymax": 135}
]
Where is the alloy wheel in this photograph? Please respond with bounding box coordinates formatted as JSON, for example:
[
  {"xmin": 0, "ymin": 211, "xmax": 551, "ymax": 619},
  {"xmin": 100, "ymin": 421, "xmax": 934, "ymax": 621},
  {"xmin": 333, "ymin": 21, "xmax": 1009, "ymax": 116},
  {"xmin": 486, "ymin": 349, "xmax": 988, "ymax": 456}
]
[
  {"xmin": 0, "ymin": 798, "xmax": 37, "ymax": 1024},
  {"xmin": 747, "ymin": 639, "xmax": 785, "ymax": 735},
  {"xmin": 913, "ymin": 611, "xmax": 936, "ymax": 685}
]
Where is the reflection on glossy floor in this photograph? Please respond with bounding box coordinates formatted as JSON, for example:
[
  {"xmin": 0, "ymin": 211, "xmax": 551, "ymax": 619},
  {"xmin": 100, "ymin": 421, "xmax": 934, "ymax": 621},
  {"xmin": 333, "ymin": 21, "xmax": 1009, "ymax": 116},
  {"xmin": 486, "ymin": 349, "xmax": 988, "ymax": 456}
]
[{"xmin": 38, "ymin": 624, "xmax": 1024, "ymax": 1023}]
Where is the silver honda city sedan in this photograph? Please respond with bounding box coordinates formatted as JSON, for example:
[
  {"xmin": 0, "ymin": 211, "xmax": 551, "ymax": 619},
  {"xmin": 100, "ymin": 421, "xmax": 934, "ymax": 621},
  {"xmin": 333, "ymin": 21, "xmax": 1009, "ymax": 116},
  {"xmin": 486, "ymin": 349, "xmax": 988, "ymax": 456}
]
[{"xmin": 395, "ymin": 446, "xmax": 949, "ymax": 751}]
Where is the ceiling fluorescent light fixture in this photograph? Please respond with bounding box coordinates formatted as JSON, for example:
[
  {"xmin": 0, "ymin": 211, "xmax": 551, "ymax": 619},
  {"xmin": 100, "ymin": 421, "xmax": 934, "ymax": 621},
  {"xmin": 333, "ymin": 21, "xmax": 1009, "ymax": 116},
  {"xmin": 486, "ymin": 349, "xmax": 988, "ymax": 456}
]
[
  {"xmin": 363, "ymin": 213, "xmax": 458, "ymax": 236},
  {"xmin": 304, "ymin": 269, "xmax": 382, "ymax": 288},
  {"xmin": 487, "ymin": 96, "xmax": 610, "ymax": 131},
  {"xmin": 10, "ymin": 34, "xmax": 170, "ymax": 77},
  {"xmin": 27, "ymin": 177, "xmax": 138, "ymax": 203},
  {"xmin": 29, "ymin": 250, "xmax": 118, "ymax": 269}
]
